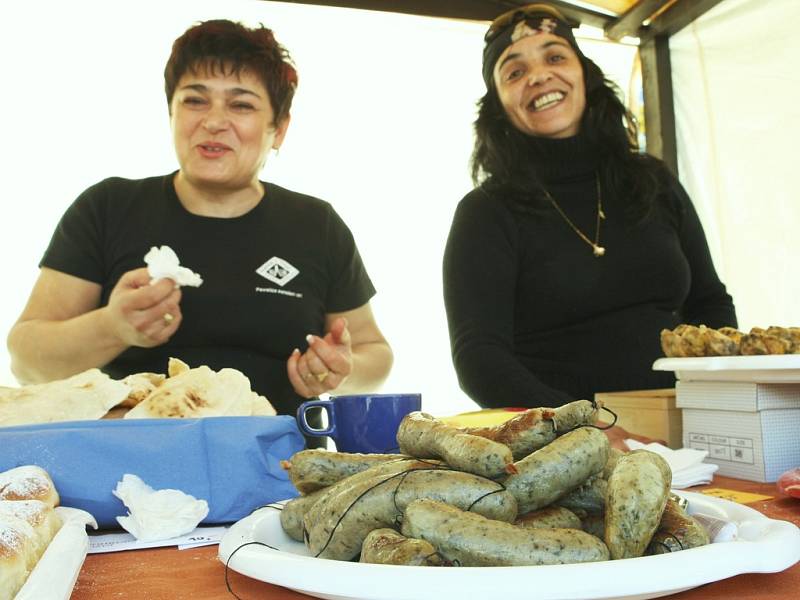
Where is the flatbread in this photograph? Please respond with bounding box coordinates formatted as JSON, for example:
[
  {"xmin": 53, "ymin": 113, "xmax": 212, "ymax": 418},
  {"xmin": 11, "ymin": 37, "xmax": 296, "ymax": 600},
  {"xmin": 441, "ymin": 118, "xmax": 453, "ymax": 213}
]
[
  {"xmin": 124, "ymin": 359, "xmax": 276, "ymax": 419},
  {"xmin": 167, "ymin": 357, "xmax": 191, "ymax": 377},
  {"xmin": 119, "ymin": 372, "xmax": 167, "ymax": 408},
  {"xmin": 0, "ymin": 369, "xmax": 131, "ymax": 427},
  {"xmin": 249, "ymin": 391, "xmax": 277, "ymax": 416}
]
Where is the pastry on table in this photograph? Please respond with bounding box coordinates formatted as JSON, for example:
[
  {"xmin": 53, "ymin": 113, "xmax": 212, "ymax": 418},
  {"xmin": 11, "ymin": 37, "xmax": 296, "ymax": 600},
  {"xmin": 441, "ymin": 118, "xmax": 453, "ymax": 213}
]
[
  {"xmin": 740, "ymin": 327, "xmax": 791, "ymax": 355},
  {"xmin": 0, "ymin": 466, "xmax": 59, "ymax": 508},
  {"xmin": 0, "ymin": 465, "xmax": 62, "ymax": 600},
  {"xmin": 660, "ymin": 324, "xmax": 739, "ymax": 357}
]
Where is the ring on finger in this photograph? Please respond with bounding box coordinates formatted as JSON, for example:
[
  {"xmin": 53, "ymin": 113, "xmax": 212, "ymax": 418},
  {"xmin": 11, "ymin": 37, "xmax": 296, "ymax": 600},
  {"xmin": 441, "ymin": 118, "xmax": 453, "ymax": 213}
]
[
  {"xmin": 315, "ymin": 371, "xmax": 329, "ymax": 383},
  {"xmin": 163, "ymin": 313, "xmax": 174, "ymax": 324}
]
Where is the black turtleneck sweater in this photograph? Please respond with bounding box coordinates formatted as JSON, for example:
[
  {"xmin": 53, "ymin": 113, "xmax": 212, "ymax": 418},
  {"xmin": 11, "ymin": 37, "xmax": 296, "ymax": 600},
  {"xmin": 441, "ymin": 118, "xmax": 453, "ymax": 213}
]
[{"xmin": 443, "ymin": 134, "xmax": 737, "ymax": 408}]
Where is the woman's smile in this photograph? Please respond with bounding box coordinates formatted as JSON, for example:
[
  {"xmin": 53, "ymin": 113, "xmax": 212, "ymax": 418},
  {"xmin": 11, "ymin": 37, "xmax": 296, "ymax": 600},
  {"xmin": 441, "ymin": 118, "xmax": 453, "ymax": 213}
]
[
  {"xmin": 528, "ymin": 90, "xmax": 566, "ymax": 112},
  {"xmin": 196, "ymin": 141, "xmax": 233, "ymax": 158}
]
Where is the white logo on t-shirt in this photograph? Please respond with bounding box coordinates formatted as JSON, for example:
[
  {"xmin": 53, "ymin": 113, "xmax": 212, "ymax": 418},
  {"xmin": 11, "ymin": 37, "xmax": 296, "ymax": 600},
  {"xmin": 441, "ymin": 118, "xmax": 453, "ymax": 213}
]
[{"xmin": 256, "ymin": 256, "xmax": 299, "ymax": 287}]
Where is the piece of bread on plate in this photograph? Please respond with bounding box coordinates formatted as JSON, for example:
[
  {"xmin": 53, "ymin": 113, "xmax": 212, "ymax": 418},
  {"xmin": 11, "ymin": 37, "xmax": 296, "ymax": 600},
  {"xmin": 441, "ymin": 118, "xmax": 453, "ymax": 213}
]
[{"xmin": 124, "ymin": 358, "xmax": 276, "ymax": 418}]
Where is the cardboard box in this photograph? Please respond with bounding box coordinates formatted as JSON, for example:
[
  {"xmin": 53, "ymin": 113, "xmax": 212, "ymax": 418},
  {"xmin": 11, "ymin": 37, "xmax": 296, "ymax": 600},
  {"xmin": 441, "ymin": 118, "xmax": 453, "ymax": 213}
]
[
  {"xmin": 594, "ymin": 388, "xmax": 681, "ymax": 449},
  {"xmin": 676, "ymin": 380, "xmax": 800, "ymax": 482}
]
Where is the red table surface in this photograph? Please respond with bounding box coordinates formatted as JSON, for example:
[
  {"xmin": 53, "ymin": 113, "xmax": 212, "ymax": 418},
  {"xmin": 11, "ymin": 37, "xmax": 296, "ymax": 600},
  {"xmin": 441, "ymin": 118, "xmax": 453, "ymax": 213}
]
[{"xmin": 70, "ymin": 475, "xmax": 799, "ymax": 600}]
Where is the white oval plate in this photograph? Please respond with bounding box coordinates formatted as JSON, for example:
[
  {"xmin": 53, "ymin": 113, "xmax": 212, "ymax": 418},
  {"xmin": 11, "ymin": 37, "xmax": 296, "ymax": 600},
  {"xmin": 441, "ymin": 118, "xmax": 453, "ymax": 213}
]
[{"xmin": 218, "ymin": 491, "xmax": 800, "ymax": 600}]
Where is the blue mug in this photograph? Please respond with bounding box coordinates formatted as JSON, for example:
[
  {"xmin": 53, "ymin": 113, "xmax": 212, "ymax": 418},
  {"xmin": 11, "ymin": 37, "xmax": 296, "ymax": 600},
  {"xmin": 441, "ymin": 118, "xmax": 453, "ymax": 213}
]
[{"xmin": 296, "ymin": 393, "xmax": 422, "ymax": 453}]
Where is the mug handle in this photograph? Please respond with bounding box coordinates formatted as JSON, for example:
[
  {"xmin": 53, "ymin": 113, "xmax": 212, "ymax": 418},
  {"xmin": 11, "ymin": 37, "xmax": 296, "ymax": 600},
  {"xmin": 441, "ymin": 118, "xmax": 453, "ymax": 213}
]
[{"xmin": 296, "ymin": 400, "xmax": 337, "ymax": 438}]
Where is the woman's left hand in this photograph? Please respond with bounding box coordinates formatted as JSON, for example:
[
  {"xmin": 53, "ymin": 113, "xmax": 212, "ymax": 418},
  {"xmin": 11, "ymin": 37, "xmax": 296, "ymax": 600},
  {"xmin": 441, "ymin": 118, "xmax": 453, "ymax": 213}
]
[{"xmin": 287, "ymin": 317, "xmax": 352, "ymax": 398}]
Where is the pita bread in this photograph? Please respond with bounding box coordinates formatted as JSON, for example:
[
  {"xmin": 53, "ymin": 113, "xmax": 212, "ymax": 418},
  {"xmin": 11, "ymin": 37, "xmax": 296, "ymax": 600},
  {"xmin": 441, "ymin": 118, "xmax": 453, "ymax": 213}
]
[
  {"xmin": 0, "ymin": 369, "xmax": 130, "ymax": 427},
  {"xmin": 167, "ymin": 357, "xmax": 191, "ymax": 377},
  {"xmin": 124, "ymin": 359, "xmax": 276, "ymax": 419},
  {"xmin": 119, "ymin": 372, "xmax": 167, "ymax": 408},
  {"xmin": 249, "ymin": 391, "xmax": 277, "ymax": 416}
]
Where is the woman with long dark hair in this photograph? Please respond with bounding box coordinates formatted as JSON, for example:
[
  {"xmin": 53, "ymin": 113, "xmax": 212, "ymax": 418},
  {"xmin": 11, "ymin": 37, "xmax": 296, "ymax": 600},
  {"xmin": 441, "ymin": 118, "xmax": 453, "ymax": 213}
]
[{"xmin": 444, "ymin": 3, "xmax": 736, "ymax": 409}]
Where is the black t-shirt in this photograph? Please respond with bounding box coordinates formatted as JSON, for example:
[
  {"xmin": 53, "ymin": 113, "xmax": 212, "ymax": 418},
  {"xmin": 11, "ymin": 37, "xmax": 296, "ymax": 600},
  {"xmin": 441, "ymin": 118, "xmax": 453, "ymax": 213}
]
[{"xmin": 41, "ymin": 174, "xmax": 376, "ymax": 416}]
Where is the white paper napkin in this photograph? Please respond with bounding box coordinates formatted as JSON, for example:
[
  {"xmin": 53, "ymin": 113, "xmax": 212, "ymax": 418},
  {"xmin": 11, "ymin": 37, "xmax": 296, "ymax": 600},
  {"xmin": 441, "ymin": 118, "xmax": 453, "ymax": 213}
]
[
  {"xmin": 113, "ymin": 474, "xmax": 209, "ymax": 542},
  {"xmin": 144, "ymin": 246, "xmax": 203, "ymax": 287},
  {"xmin": 624, "ymin": 439, "xmax": 719, "ymax": 489}
]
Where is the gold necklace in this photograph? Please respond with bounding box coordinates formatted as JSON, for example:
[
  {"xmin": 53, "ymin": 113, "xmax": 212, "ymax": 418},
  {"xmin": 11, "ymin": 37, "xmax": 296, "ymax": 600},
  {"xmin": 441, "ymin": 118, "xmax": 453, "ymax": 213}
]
[{"xmin": 540, "ymin": 176, "xmax": 606, "ymax": 257}]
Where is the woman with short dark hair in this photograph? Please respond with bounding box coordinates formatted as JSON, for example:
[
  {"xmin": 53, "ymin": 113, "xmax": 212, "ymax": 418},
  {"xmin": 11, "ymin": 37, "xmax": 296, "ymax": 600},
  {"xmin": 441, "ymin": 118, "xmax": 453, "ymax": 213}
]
[{"xmin": 8, "ymin": 20, "xmax": 393, "ymax": 415}]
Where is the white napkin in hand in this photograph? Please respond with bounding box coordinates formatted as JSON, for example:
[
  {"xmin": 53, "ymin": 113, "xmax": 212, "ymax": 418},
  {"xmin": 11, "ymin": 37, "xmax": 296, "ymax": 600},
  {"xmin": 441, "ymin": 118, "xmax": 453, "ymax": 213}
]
[
  {"xmin": 144, "ymin": 246, "xmax": 203, "ymax": 287},
  {"xmin": 624, "ymin": 439, "xmax": 719, "ymax": 489},
  {"xmin": 113, "ymin": 474, "xmax": 209, "ymax": 542}
]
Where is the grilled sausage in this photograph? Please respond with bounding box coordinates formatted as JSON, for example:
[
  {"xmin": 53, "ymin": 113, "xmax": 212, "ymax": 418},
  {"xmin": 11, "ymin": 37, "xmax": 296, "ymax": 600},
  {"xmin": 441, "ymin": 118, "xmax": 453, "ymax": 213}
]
[
  {"xmin": 304, "ymin": 460, "xmax": 518, "ymax": 560},
  {"xmin": 462, "ymin": 400, "xmax": 600, "ymax": 462},
  {"xmin": 503, "ymin": 426, "xmax": 610, "ymax": 513},
  {"xmin": 359, "ymin": 528, "xmax": 443, "ymax": 566},
  {"xmin": 647, "ymin": 497, "xmax": 710, "ymax": 554},
  {"xmin": 557, "ymin": 475, "xmax": 607, "ymax": 515},
  {"xmin": 463, "ymin": 408, "xmax": 555, "ymax": 460},
  {"xmin": 581, "ymin": 513, "xmax": 606, "ymax": 539},
  {"xmin": 605, "ymin": 450, "xmax": 672, "ymax": 559},
  {"xmin": 402, "ymin": 499, "xmax": 609, "ymax": 566},
  {"xmin": 602, "ymin": 448, "xmax": 624, "ymax": 479},
  {"xmin": 279, "ymin": 489, "xmax": 326, "ymax": 542},
  {"xmin": 397, "ymin": 412, "xmax": 515, "ymax": 478},
  {"xmin": 551, "ymin": 400, "xmax": 603, "ymax": 434},
  {"xmin": 281, "ymin": 449, "xmax": 406, "ymax": 494},
  {"xmin": 515, "ymin": 506, "xmax": 582, "ymax": 530}
]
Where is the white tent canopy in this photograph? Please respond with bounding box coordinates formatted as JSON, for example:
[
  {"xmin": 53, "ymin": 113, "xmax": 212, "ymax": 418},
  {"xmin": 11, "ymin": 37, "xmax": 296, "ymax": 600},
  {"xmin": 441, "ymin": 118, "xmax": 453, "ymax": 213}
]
[
  {"xmin": 671, "ymin": 0, "xmax": 800, "ymax": 329},
  {"xmin": 0, "ymin": 0, "xmax": 796, "ymax": 417}
]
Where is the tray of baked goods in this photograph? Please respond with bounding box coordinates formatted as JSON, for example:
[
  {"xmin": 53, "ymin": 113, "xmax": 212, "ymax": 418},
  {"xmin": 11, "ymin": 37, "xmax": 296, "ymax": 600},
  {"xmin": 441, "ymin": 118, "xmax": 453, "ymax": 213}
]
[
  {"xmin": 654, "ymin": 324, "xmax": 800, "ymax": 382},
  {"xmin": 0, "ymin": 358, "xmax": 304, "ymax": 529},
  {"xmin": 1, "ymin": 465, "xmax": 97, "ymax": 600}
]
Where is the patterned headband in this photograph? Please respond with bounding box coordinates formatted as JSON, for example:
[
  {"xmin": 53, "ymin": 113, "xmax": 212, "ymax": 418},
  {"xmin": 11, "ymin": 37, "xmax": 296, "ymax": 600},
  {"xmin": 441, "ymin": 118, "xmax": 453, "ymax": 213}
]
[{"xmin": 482, "ymin": 13, "xmax": 584, "ymax": 89}]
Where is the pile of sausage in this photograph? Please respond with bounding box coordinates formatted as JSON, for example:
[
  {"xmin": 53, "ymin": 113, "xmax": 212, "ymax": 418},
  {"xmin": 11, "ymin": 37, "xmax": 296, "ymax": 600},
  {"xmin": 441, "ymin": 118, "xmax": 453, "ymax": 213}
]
[{"xmin": 279, "ymin": 400, "xmax": 709, "ymax": 567}]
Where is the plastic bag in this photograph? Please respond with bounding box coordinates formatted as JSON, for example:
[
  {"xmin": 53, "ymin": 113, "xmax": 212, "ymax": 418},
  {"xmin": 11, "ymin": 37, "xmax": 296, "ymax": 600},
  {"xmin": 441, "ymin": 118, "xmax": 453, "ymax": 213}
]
[
  {"xmin": 0, "ymin": 416, "xmax": 304, "ymax": 527},
  {"xmin": 777, "ymin": 467, "xmax": 800, "ymax": 499}
]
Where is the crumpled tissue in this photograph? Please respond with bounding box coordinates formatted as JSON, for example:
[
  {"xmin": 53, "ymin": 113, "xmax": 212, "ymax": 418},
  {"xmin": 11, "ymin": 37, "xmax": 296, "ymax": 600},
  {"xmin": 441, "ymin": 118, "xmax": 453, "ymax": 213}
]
[
  {"xmin": 113, "ymin": 474, "xmax": 209, "ymax": 541},
  {"xmin": 144, "ymin": 245, "xmax": 203, "ymax": 287},
  {"xmin": 625, "ymin": 439, "xmax": 719, "ymax": 489}
]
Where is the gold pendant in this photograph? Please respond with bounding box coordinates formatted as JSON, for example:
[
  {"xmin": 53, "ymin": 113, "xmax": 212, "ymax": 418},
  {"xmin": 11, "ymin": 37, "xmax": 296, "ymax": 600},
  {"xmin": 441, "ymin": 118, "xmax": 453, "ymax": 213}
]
[{"xmin": 593, "ymin": 245, "xmax": 606, "ymax": 257}]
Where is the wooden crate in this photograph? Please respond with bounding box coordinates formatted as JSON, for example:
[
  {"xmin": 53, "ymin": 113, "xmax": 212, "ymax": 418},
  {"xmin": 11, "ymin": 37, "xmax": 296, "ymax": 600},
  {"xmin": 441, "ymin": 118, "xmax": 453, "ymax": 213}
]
[{"xmin": 594, "ymin": 388, "xmax": 682, "ymax": 449}]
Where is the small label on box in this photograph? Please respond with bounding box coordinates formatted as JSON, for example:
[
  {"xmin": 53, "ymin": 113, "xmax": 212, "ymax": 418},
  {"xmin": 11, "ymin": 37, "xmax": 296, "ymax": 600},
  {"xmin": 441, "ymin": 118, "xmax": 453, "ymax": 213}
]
[
  {"xmin": 731, "ymin": 446, "xmax": 754, "ymax": 464},
  {"xmin": 688, "ymin": 432, "xmax": 755, "ymax": 465},
  {"xmin": 710, "ymin": 444, "xmax": 731, "ymax": 460}
]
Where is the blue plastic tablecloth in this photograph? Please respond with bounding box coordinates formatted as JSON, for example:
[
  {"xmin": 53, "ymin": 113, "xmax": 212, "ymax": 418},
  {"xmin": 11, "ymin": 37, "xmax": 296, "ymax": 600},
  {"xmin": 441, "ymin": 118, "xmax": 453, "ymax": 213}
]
[{"xmin": 0, "ymin": 416, "xmax": 304, "ymax": 528}]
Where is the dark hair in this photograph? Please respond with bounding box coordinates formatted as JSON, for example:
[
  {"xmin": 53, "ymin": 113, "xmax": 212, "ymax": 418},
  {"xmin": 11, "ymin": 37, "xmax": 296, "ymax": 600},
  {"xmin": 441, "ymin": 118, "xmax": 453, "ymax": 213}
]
[
  {"xmin": 472, "ymin": 56, "xmax": 662, "ymax": 222},
  {"xmin": 164, "ymin": 19, "xmax": 297, "ymax": 124}
]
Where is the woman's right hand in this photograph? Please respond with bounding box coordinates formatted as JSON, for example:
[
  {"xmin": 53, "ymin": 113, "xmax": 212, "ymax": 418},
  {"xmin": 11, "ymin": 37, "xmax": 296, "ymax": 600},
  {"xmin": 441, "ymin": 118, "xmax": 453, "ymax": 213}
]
[{"xmin": 104, "ymin": 267, "xmax": 183, "ymax": 348}]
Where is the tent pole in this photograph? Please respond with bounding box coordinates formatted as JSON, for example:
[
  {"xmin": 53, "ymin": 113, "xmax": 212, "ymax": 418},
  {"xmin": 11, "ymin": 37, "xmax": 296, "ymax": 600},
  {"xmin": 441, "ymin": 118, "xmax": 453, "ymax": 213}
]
[{"xmin": 640, "ymin": 34, "xmax": 678, "ymax": 176}]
